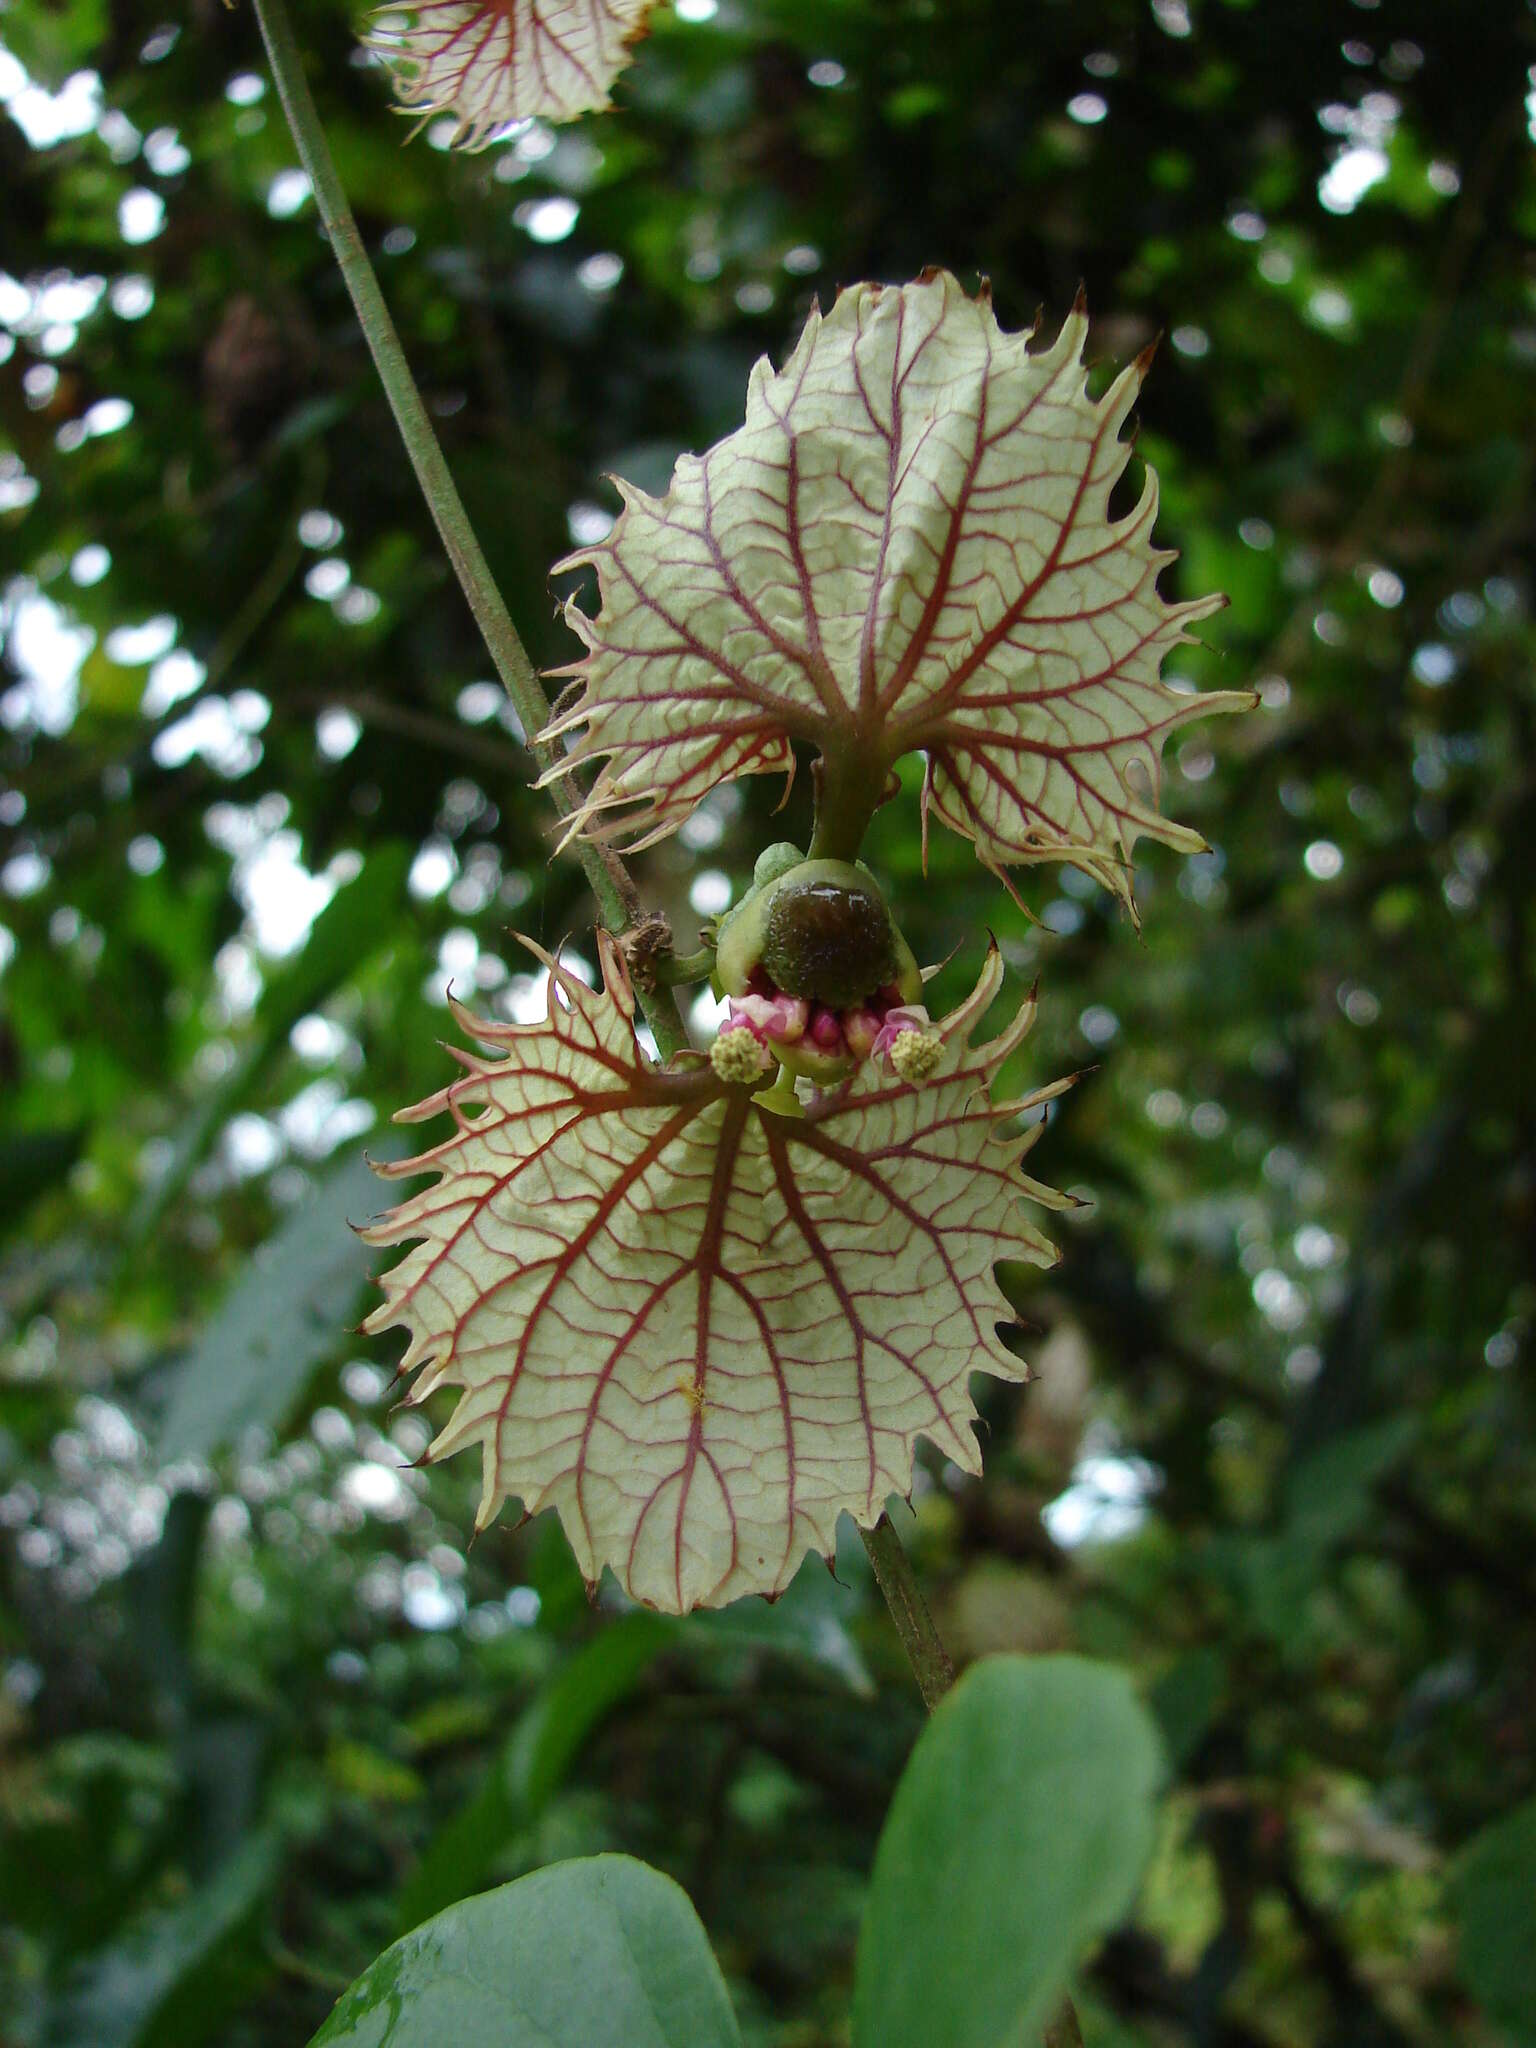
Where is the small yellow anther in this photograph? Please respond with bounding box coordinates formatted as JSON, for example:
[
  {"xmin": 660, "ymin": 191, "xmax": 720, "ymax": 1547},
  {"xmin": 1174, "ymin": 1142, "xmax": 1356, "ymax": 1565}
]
[
  {"xmin": 889, "ymin": 1027, "xmax": 944, "ymax": 1083},
  {"xmin": 710, "ymin": 1027, "xmax": 772, "ymax": 1085}
]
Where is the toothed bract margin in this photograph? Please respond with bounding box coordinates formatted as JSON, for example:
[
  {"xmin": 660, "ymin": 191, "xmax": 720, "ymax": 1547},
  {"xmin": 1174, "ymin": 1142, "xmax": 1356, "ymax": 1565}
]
[
  {"xmin": 542, "ymin": 269, "xmax": 1249, "ymax": 915},
  {"xmin": 361, "ymin": 937, "xmax": 1072, "ymax": 1612}
]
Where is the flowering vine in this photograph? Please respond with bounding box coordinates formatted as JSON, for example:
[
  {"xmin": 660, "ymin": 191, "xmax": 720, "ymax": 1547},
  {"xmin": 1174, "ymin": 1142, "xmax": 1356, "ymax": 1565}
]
[{"xmin": 243, "ymin": 12, "xmax": 1251, "ymax": 2032}]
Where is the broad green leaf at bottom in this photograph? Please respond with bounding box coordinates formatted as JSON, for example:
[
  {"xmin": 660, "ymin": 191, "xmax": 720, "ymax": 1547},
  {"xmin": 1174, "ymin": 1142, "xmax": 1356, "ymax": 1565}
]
[{"xmin": 309, "ymin": 1853, "xmax": 740, "ymax": 2048}]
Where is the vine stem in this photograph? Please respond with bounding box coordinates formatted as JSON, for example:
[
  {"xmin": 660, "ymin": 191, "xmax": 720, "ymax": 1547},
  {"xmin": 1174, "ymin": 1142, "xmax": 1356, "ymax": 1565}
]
[
  {"xmin": 859, "ymin": 1514, "xmax": 954, "ymax": 1710},
  {"xmin": 250, "ymin": 0, "xmax": 688, "ymax": 1063},
  {"xmin": 255, "ymin": 15, "xmax": 1080, "ymax": 2040}
]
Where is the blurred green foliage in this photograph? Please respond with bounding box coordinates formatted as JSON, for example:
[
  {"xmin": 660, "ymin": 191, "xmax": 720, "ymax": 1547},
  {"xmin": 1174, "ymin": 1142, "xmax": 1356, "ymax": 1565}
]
[{"xmin": 1, "ymin": 0, "xmax": 1533, "ymax": 2043}]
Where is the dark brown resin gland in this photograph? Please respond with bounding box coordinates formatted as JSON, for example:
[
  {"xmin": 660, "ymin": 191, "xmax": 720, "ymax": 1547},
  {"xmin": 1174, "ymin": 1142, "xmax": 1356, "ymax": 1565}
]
[{"xmin": 760, "ymin": 877, "xmax": 897, "ymax": 1009}]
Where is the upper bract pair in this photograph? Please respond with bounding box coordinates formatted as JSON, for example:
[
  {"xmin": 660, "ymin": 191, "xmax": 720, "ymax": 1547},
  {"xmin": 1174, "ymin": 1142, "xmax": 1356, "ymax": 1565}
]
[{"xmin": 361, "ymin": 18, "xmax": 1248, "ymax": 1609}]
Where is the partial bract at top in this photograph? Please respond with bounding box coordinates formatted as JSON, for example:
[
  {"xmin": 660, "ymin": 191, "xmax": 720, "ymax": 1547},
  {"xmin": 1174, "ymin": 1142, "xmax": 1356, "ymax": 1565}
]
[
  {"xmin": 369, "ymin": 1, "xmax": 657, "ymax": 142},
  {"xmin": 545, "ymin": 270, "xmax": 1250, "ymax": 911}
]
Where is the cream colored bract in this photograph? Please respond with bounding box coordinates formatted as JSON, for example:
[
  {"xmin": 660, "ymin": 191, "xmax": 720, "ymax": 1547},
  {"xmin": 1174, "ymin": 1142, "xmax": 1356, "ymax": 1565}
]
[
  {"xmin": 370, "ymin": 1, "xmax": 656, "ymax": 142},
  {"xmin": 545, "ymin": 269, "xmax": 1249, "ymax": 911},
  {"xmin": 363, "ymin": 939, "xmax": 1070, "ymax": 1612}
]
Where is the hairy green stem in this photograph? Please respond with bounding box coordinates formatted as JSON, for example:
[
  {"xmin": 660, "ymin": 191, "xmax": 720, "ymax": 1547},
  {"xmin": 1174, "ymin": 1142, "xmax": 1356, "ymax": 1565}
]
[
  {"xmin": 251, "ymin": 0, "xmax": 687, "ymax": 1062},
  {"xmin": 859, "ymin": 1514, "xmax": 954, "ymax": 1710},
  {"xmin": 807, "ymin": 750, "xmax": 889, "ymax": 864},
  {"xmin": 652, "ymin": 945, "xmax": 718, "ymax": 987}
]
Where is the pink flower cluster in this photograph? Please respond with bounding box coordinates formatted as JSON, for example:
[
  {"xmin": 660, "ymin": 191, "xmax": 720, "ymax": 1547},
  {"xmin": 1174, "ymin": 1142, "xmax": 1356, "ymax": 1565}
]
[{"xmin": 717, "ymin": 971, "xmax": 937, "ymax": 1075}]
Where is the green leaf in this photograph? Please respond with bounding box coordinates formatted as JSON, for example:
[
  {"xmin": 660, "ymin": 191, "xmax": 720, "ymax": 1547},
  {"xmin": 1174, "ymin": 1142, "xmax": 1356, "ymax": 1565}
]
[
  {"xmin": 45, "ymin": 1832, "xmax": 280, "ymax": 2048},
  {"xmin": 398, "ymin": 1578, "xmax": 864, "ymax": 1936},
  {"xmin": 1282, "ymin": 1416, "xmax": 1417, "ymax": 1548},
  {"xmin": 326, "ymin": 1740, "xmax": 427, "ymax": 1807},
  {"xmin": 394, "ymin": 1614, "xmax": 676, "ymax": 1932},
  {"xmin": 159, "ymin": 1145, "xmax": 390, "ymax": 1461},
  {"xmin": 255, "ymin": 842, "xmax": 411, "ymax": 1040},
  {"xmin": 310, "ymin": 1854, "xmax": 741, "ymax": 2048},
  {"xmin": 684, "ymin": 1556, "xmax": 874, "ymax": 1695},
  {"xmin": 1147, "ymin": 1647, "xmax": 1225, "ymax": 1771},
  {"xmin": 852, "ymin": 1655, "xmax": 1164, "ymax": 2048},
  {"xmin": 126, "ymin": 845, "xmax": 410, "ymax": 1247},
  {"xmin": 508, "ymin": 1614, "xmax": 675, "ymax": 1809},
  {"xmin": 1451, "ymin": 1798, "xmax": 1536, "ymax": 2048},
  {"xmin": 0, "ymin": 0, "xmax": 109, "ymax": 81}
]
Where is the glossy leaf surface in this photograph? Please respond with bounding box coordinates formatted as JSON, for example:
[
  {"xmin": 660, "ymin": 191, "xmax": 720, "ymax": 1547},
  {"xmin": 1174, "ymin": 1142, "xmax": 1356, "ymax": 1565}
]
[
  {"xmin": 309, "ymin": 1854, "xmax": 740, "ymax": 2048},
  {"xmin": 363, "ymin": 938, "xmax": 1067, "ymax": 1611},
  {"xmin": 547, "ymin": 270, "xmax": 1247, "ymax": 908}
]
